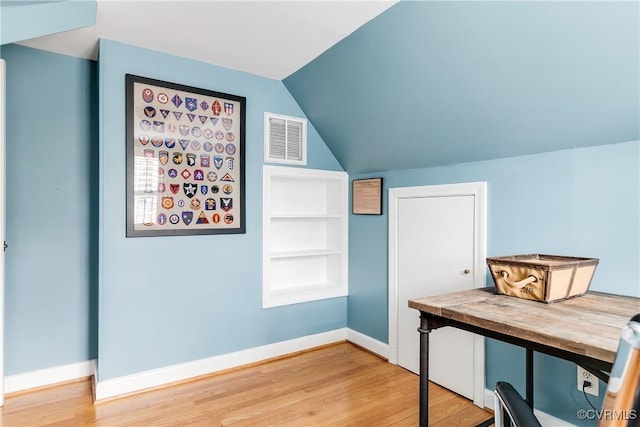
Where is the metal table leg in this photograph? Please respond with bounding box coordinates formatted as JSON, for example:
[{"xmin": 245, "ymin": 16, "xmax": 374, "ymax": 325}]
[{"xmin": 418, "ymin": 313, "xmax": 431, "ymax": 427}]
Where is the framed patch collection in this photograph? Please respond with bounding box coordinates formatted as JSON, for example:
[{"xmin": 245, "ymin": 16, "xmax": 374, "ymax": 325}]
[{"xmin": 125, "ymin": 74, "xmax": 246, "ymax": 237}]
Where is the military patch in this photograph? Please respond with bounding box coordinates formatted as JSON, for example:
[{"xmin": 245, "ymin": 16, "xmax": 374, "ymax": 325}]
[
  {"xmin": 140, "ymin": 119, "xmax": 151, "ymax": 131},
  {"xmin": 161, "ymin": 196, "xmax": 175, "ymax": 209},
  {"xmin": 144, "ymin": 106, "xmax": 156, "ymax": 118},
  {"xmin": 226, "ymin": 156, "xmax": 234, "ymax": 170},
  {"xmin": 159, "ymin": 151, "xmax": 169, "ymax": 165},
  {"xmin": 215, "ymin": 131, "xmax": 224, "ymax": 140},
  {"xmin": 142, "ymin": 88, "xmax": 154, "ymax": 102},
  {"xmin": 160, "ymin": 109, "xmax": 170, "ymax": 119},
  {"xmin": 180, "ymin": 124, "xmax": 189, "ymax": 137},
  {"xmin": 173, "ymin": 152, "xmax": 183, "ymax": 165},
  {"xmin": 153, "ymin": 121, "xmax": 165, "ymax": 133},
  {"xmin": 200, "ymin": 154, "xmax": 210, "ymax": 168},
  {"xmin": 158, "ymin": 167, "xmax": 165, "ymax": 178},
  {"xmin": 225, "ymin": 144, "xmax": 236, "ymax": 155},
  {"xmin": 207, "ymin": 171, "xmax": 218, "ymax": 182},
  {"xmin": 225, "ymin": 132, "xmax": 235, "ymax": 142},
  {"xmin": 157, "ymin": 213, "xmax": 167, "ymax": 225},
  {"xmin": 191, "ymin": 140, "xmax": 201, "ymax": 151},
  {"xmin": 139, "ymin": 135, "xmax": 150, "ymax": 145},
  {"xmin": 203, "ymin": 141, "xmax": 213, "ymax": 152},
  {"xmin": 167, "ymin": 122, "xmax": 177, "ymax": 133},
  {"xmin": 214, "ymin": 143, "xmax": 225, "ymax": 153},
  {"xmin": 158, "ymin": 183, "xmax": 166, "ymax": 193},
  {"xmin": 203, "ymin": 129, "xmax": 214, "ymax": 140},
  {"xmin": 182, "ymin": 211, "xmax": 193, "ymax": 225},
  {"xmin": 211, "ymin": 185, "xmax": 219, "ymax": 194},
  {"xmin": 222, "ymin": 184, "xmax": 233, "ymax": 194},
  {"xmin": 181, "ymin": 169, "xmax": 191, "ymax": 180},
  {"xmin": 214, "ymin": 156, "xmax": 223, "ymax": 169},
  {"xmin": 186, "ymin": 153, "xmax": 196, "ymax": 167},
  {"xmin": 224, "ymin": 102, "xmax": 234, "ymax": 115},
  {"xmin": 187, "ymin": 113, "xmax": 196, "ymax": 122},
  {"xmin": 205, "ymin": 198, "xmax": 216, "ymax": 210},
  {"xmin": 172, "ymin": 94, "xmax": 183, "ymax": 108},
  {"xmin": 168, "ymin": 168, "xmax": 178, "ymax": 178},
  {"xmin": 200, "ymin": 100, "xmax": 209, "ymax": 111},
  {"xmin": 224, "ymin": 214, "xmax": 234, "ymax": 224},
  {"xmin": 178, "ymin": 199, "xmax": 185, "ymax": 207},
  {"xmin": 191, "ymin": 127, "xmax": 202, "ymax": 138},
  {"xmin": 196, "ymin": 211, "xmax": 209, "ymax": 224},
  {"xmin": 151, "ymin": 136, "xmax": 163, "ymax": 147},
  {"xmin": 193, "ymin": 169, "xmax": 204, "ymax": 181},
  {"xmin": 210, "ymin": 117, "xmax": 219, "ymax": 126},
  {"xmin": 144, "ymin": 149, "xmax": 154, "ymax": 158},
  {"xmin": 178, "ymin": 139, "xmax": 190, "ymax": 150},
  {"xmin": 200, "ymin": 185, "xmax": 209, "ymax": 195},
  {"xmin": 190, "ymin": 198, "xmax": 201, "ymax": 210},
  {"xmin": 212, "ymin": 213, "xmax": 220, "ymax": 224},
  {"xmin": 157, "ymin": 93, "xmax": 169, "ymax": 104},
  {"xmin": 170, "ymin": 184, "xmax": 180, "ymax": 194},
  {"xmin": 185, "ymin": 97, "xmax": 197, "ymax": 112},
  {"xmin": 183, "ymin": 183, "xmax": 197, "ymax": 198},
  {"xmin": 199, "ymin": 115, "xmax": 208, "ymax": 125},
  {"xmin": 172, "ymin": 111, "xmax": 183, "ymax": 121},
  {"xmin": 222, "ymin": 118, "xmax": 232, "ymax": 130},
  {"xmin": 221, "ymin": 173, "xmax": 234, "ymax": 182},
  {"xmin": 169, "ymin": 214, "xmax": 180, "ymax": 224},
  {"xmin": 221, "ymin": 198, "xmax": 233, "ymax": 212},
  {"xmin": 211, "ymin": 100, "xmax": 222, "ymax": 116},
  {"xmin": 164, "ymin": 138, "xmax": 176, "ymax": 149}
]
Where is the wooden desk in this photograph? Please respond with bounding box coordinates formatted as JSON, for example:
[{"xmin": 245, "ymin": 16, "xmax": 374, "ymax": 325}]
[{"xmin": 408, "ymin": 287, "xmax": 640, "ymax": 427}]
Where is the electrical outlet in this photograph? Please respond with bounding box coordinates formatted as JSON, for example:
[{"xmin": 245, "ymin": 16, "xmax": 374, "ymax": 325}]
[{"xmin": 577, "ymin": 366, "xmax": 599, "ymax": 396}]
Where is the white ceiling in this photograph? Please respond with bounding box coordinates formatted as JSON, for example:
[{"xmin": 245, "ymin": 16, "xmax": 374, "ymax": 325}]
[{"xmin": 17, "ymin": 0, "xmax": 396, "ymax": 80}]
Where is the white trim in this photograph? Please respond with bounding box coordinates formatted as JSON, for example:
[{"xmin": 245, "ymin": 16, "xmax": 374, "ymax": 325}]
[
  {"xmin": 388, "ymin": 182, "xmax": 487, "ymax": 408},
  {"xmin": 4, "ymin": 359, "xmax": 96, "ymax": 394},
  {"xmin": 95, "ymin": 328, "xmax": 347, "ymax": 401},
  {"xmin": 485, "ymin": 388, "xmax": 576, "ymax": 426},
  {"xmin": 0, "ymin": 58, "xmax": 6, "ymax": 406},
  {"xmin": 346, "ymin": 328, "xmax": 389, "ymax": 359}
]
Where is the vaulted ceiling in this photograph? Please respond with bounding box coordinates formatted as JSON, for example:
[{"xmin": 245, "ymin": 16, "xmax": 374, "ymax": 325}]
[
  {"xmin": 3, "ymin": 1, "xmax": 638, "ymax": 174},
  {"xmin": 284, "ymin": 1, "xmax": 640, "ymax": 173}
]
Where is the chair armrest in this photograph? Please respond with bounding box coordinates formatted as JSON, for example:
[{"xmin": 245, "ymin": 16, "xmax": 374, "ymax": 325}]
[{"xmin": 495, "ymin": 381, "xmax": 542, "ymax": 427}]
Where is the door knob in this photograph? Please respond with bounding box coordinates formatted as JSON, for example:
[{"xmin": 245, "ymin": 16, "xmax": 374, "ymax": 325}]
[{"xmin": 464, "ymin": 269, "xmax": 470, "ymax": 274}]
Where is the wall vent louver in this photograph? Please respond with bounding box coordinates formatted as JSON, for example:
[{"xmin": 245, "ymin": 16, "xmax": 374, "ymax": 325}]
[{"xmin": 264, "ymin": 112, "xmax": 307, "ymax": 165}]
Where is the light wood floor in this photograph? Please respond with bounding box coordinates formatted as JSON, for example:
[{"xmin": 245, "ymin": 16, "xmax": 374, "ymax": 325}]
[{"xmin": 0, "ymin": 343, "xmax": 492, "ymax": 426}]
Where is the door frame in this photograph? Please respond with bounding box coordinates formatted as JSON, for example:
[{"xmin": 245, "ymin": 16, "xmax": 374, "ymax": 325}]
[
  {"xmin": 388, "ymin": 181, "xmax": 487, "ymax": 408},
  {"xmin": 0, "ymin": 58, "xmax": 6, "ymax": 406}
]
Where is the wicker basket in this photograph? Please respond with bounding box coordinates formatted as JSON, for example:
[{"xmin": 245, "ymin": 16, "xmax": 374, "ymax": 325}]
[{"xmin": 487, "ymin": 254, "xmax": 599, "ymax": 303}]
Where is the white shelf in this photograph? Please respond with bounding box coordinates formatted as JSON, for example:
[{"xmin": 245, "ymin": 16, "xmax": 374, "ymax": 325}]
[
  {"xmin": 263, "ymin": 165, "xmax": 348, "ymax": 308},
  {"xmin": 270, "ymin": 249, "xmax": 342, "ymax": 259}
]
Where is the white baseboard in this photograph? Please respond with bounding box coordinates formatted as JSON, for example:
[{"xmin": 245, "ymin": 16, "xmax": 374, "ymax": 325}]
[
  {"xmin": 95, "ymin": 328, "xmax": 348, "ymax": 401},
  {"xmin": 3, "ymin": 329, "xmax": 388, "ymax": 401},
  {"xmin": 484, "ymin": 388, "xmax": 576, "ymax": 426},
  {"xmin": 346, "ymin": 328, "xmax": 389, "ymax": 359},
  {"xmin": 5, "ymin": 359, "xmax": 96, "ymax": 394}
]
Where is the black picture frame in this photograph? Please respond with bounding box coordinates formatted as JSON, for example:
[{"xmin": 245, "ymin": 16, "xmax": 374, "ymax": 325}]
[
  {"xmin": 352, "ymin": 177, "xmax": 383, "ymax": 215},
  {"xmin": 125, "ymin": 74, "xmax": 246, "ymax": 237}
]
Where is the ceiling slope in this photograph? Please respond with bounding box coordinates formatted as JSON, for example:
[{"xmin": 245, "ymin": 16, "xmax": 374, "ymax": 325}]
[{"xmin": 284, "ymin": 1, "xmax": 640, "ymax": 174}]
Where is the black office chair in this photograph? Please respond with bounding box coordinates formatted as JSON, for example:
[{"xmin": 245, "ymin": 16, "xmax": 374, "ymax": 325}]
[{"xmin": 494, "ymin": 314, "xmax": 640, "ymax": 427}]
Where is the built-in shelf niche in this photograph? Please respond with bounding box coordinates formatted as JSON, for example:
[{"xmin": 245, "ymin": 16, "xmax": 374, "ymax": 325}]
[{"xmin": 263, "ymin": 165, "xmax": 348, "ymax": 308}]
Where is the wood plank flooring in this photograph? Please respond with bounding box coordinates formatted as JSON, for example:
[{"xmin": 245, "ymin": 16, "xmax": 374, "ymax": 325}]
[{"xmin": 0, "ymin": 343, "xmax": 492, "ymax": 426}]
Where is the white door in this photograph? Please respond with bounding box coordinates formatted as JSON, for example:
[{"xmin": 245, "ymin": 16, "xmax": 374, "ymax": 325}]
[
  {"xmin": 389, "ymin": 182, "xmax": 486, "ymax": 406},
  {"xmin": 0, "ymin": 58, "xmax": 6, "ymax": 406}
]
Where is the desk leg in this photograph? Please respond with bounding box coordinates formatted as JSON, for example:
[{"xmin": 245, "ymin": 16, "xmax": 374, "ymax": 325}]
[
  {"xmin": 526, "ymin": 349, "xmax": 534, "ymax": 409},
  {"xmin": 418, "ymin": 313, "xmax": 431, "ymax": 427}
]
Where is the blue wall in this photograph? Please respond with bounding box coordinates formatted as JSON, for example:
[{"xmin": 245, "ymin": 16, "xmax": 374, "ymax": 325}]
[
  {"xmin": 1, "ymin": 44, "xmax": 98, "ymax": 374},
  {"xmin": 348, "ymin": 140, "xmax": 640, "ymax": 424},
  {"xmin": 97, "ymin": 39, "xmax": 344, "ymax": 381}
]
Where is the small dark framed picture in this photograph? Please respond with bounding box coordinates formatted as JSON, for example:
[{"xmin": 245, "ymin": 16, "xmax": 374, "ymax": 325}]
[{"xmin": 352, "ymin": 177, "xmax": 383, "ymax": 215}]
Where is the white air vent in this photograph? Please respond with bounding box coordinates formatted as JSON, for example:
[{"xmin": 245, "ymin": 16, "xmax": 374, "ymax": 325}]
[{"xmin": 264, "ymin": 112, "xmax": 307, "ymax": 165}]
